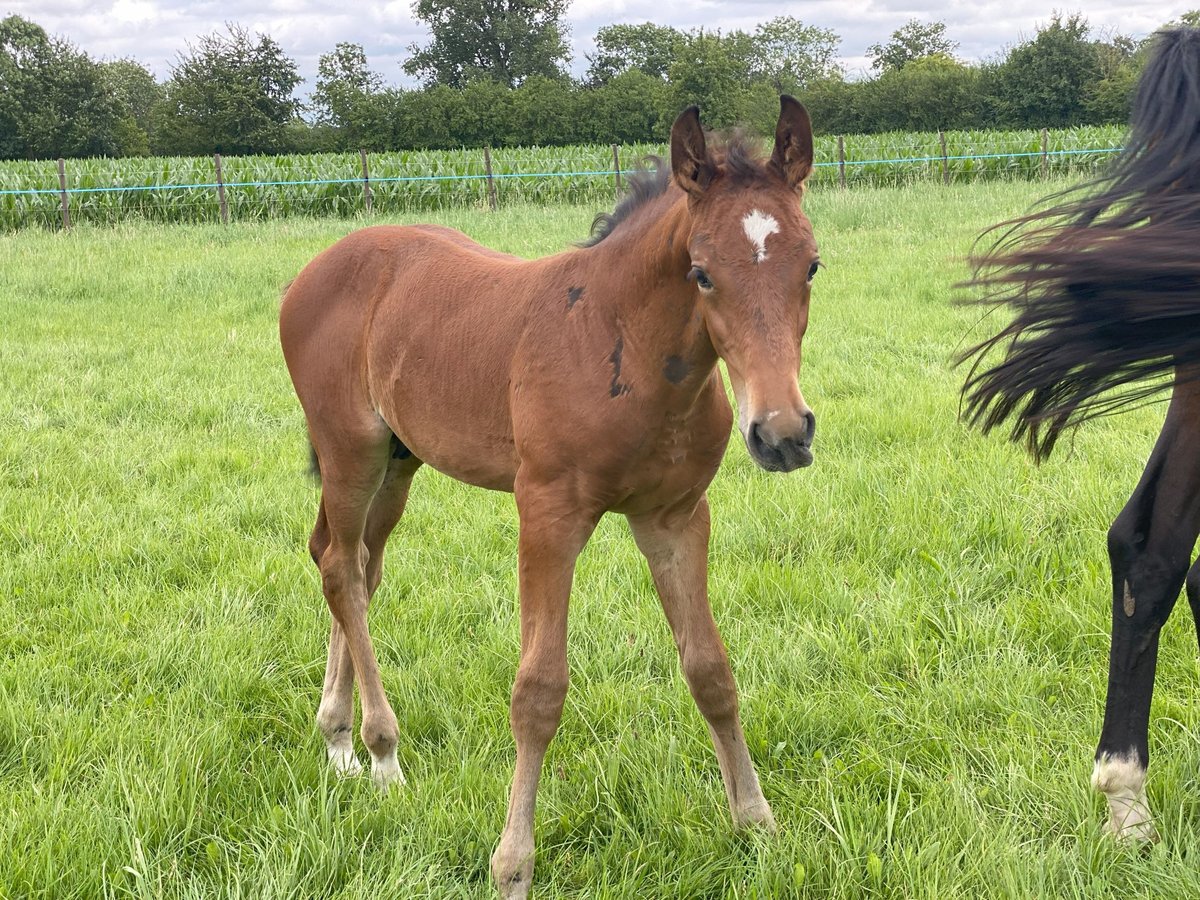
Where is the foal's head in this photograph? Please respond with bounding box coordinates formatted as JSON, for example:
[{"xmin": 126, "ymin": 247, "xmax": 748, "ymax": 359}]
[{"xmin": 672, "ymin": 97, "xmax": 819, "ymax": 472}]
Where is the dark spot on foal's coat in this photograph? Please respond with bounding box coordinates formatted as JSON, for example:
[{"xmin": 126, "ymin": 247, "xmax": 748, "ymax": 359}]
[
  {"xmin": 567, "ymin": 286, "xmax": 584, "ymax": 309},
  {"xmin": 390, "ymin": 434, "xmax": 412, "ymax": 459},
  {"xmin": 663, "ymin": 355, "xmax": 690, "ymax": 384},
  {"xmin": 609, "ymin": 337, "xmax": 631, "ymax": 397}
]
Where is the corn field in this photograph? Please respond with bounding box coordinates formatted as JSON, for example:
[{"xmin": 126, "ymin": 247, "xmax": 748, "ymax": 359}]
[{"xmin": 0, "ymin": 126, "xmax": 1125, "ymax": 230}]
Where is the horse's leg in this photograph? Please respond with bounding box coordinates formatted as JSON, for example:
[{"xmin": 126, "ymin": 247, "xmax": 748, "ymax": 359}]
[
  {"xmin": 309, "ymin": 498, "xmax": 362, "ymax": 775},
  {"xmin": 1185, "ymin": 557, "xmax": 1200, "ymax": 655},
  {"xmin": 311, "ymin": 451, "xmax": 420, "ymax": 777},
  {"xmin": 312, "ymin": 427, "xmax": 407, "ymax": 787},
  {"xmin": 491, "ymin": 479, "xmax": 597, "ymax": 900},
  {"xmin": 1094, "ymin": 384, "xmax": 1200, "ymax": 841},
  {"xmin": 627, "ymin": 495, "xmax": 775, "ymax": 830}
]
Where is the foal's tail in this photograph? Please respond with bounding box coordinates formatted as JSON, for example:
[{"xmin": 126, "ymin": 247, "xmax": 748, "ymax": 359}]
[
  {"xmin": 308, "ymin": 439, "xmax": 321, "ymax": 482},
  {"xmin": 959, "ymin": 27, "xmax": 1200, "ymax": 460}
]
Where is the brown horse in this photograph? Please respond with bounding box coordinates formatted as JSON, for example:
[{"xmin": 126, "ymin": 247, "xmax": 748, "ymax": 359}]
[
  {"xmin": 961, "ymin": 28, "xmax": 1200, "ymax": 843},
  {"xmin": 280, "ymin": 97, "xmax": 820, "ymax": 897}
]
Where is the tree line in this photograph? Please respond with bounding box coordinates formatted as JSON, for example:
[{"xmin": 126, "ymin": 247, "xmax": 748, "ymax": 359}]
[{"xmin": 2, "ymin": 6, "xmax": 1198, "ymax": 161}]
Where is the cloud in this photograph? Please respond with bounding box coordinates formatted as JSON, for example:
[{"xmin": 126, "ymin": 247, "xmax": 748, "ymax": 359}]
[{"xmin": 5, "ymin": 0, "xmax": 1187, "ymax": 94}]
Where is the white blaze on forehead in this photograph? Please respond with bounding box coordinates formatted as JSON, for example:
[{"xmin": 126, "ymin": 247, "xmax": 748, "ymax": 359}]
[{"xmin": 742, "ymin": 209, "xmax": 779, "ymax": 263}]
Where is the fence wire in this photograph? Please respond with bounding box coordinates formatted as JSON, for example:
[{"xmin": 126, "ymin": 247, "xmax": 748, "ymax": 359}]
[{"xmin": 0, "ymin": 139, "xmax": 1125, "ymax": 230}]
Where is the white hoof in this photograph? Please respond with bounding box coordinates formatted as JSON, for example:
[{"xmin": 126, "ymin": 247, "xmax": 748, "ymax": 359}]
[
  {"xmin": 733, "ymin": 799, "xmax": 777, "ymax": 833},
  {"xmin": 326, "ymin": 743, "xmax": 363, "ymax": 777},
  {"xmin": 1093, "ymin": 753, "xmax": 1158, "ymax": 844},
  {"xmin": 491, "ymin": 840, "xmax": 534, "ymax": 900},
  {"xmin": 370, "ymin": 750, "xmax": 407, "ymax": 788}
]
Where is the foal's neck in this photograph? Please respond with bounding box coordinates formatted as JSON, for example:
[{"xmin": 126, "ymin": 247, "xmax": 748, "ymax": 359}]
[{"xmin": 584, "ymin": 191, "xmax": 720, "ymax": 397}]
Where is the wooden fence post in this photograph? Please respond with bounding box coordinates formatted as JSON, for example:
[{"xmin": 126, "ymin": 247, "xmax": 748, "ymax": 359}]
[
  {"xmin": 56, "ymin": 158, "xmax": 71, "ymax": 230},
  {"xmin": 837, "ymin": 136, "xmax": 846, "ymax": 190},
  {"xmin": 213, "ymin": 153, "xmax": 229, "ymax": 224},
  {"xmin": 938, "ymin": 130, "xmax": 949, "ymax": 185},
  {"xmin": 1041, "ymin": 128, "xmax": 1049, "ymax": 179},
  {"xmin": 360, "ymin": 149, "xmax": 373, "ymax": 215},
  {"xmin": 612, "ymin": 143, "xmax": 622, "ymax": 197},
  {"xmin": 482, "ymin": 146, "xmax": 498, "ymax": 211}
]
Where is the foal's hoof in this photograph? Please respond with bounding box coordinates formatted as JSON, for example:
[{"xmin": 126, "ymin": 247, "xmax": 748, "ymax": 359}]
[
  {"xmin": 491, "ymin": 842, "xmax": 534, "ymax": 900},
  {"xmin": 1105, "ymin": 816, "xmax": 1159, "ymax": 846},
  {"xmin": 734, "ymin": 800, "xmax": 777, "ymax": 833},
  {"xmin": 328, "ymin": 746, "xmax": 364, "ymax": 777},
  {"xmin": 369, "ymin": 751, "xmax": 407, "ymax": 789}
]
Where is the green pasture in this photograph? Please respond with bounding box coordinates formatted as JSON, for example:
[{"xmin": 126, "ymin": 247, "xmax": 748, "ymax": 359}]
[
  {"xmin": 3, "ymin": 180, "xmax": 1199, "ymax": 899},
  {"xmin": 0, "ymin": 126, "xmax": 1125, "ymax": 230}
]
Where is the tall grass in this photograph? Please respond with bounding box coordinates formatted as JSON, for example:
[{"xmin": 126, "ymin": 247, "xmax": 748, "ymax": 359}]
[
  {"xmin": 0, "ymin": 126, "xmax": 1124, "ymax": 230},
  {"xmin": 3, "ymin": 181, "xmax": 1197, "ymax": 898}
]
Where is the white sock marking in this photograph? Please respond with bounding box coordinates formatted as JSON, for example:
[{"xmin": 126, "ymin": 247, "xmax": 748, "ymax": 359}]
[
  {"xmin": 1092, "ymin": 752, "xmax": 1156, "ymax": 841},
  {"xmin": 742, "ymin": 209, "xmax": 779, "ymax": 263}
]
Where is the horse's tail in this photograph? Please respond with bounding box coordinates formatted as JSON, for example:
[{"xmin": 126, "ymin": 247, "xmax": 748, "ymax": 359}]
[{"xmin": 959, "ymin": 26, "xmax": 1200, "ymax": 461}]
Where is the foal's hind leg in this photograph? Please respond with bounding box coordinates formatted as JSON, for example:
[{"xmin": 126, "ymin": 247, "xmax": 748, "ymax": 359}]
[
  {"xmin": 312, "ymin": 429, "xmax": 407, "ymax": 787},
  {"xmin": 312, "ymin": 449, "xmax": 420, "ymax": 778},
  {"xmin": 627, "ymin": 495, "xmax": 775, "ymax": 830},
  {"xmin": 1094, "ymin": 383, "xmax": 1200, "ymax": 841}
]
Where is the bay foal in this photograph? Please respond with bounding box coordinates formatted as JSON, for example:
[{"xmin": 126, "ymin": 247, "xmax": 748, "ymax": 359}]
[
  {"xmin": 961, "ymin": 28, "xmax": 1200, "ymax": 843},
  {"xmin": 280, "ymin": 98, "xmax": 821, "ymax": 897}
]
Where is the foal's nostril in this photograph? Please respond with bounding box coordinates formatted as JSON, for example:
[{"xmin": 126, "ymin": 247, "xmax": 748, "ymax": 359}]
[
  {"xmin": 801, "ymin": 411, "xmax": 816, "ymax": 446},
  {"xmin": 748, "ymin": 422, "xmax": 767, "ymax": 456}
]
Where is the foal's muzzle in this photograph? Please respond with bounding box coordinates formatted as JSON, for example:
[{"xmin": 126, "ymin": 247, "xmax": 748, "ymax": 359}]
[{"xmin": 746, "ymin": 410, "xmax": 816, "ymax": 472}]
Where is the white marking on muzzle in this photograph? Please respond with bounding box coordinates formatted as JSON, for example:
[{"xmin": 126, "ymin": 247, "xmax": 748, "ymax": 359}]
[
  {"xmin": 1092, "ymin": 752, "xmax": 1156, "ymax": 842},
  {"xmin": 743, "ymin": 209, "xmax": 779, "ymax": 264}
]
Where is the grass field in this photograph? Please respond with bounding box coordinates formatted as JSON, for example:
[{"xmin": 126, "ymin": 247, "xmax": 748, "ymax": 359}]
[{"xmin": 3, "ymin": 180, "xmax": 1199, "ymax": 899}]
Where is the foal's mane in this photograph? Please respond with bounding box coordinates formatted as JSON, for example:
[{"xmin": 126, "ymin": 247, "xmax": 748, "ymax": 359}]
[{"xmin": 581, "ymin": 133, "xmax": 773, "ymax": 248}]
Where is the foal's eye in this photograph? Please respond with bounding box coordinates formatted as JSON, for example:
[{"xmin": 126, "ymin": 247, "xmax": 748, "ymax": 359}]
[
  {"xmin": 689, "ymin": 267, "xmax": 714, "ymax": 291},
  {"xmin": 807, "ymin": 261, "xmax": 820, "ymax": 282}
]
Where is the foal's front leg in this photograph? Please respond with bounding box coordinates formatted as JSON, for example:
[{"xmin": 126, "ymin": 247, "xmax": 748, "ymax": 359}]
[
  {"xmin": 628, "ymin": 495, "xmax": 775, "ymax": 830},
  {"xmin": 491, "ymin": 478, "xmax": 598, "ymax": 900},
  {"xmin": 1094, "ymin": 383, "xmax": 1200, "ymax": 841}
]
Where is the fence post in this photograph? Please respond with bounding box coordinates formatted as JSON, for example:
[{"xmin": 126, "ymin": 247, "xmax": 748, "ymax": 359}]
[
  {"xmin": 56, "ymin": 158, "xmax": 71, "ymax": 230},
  {"xmin": 837, "ymin": 136, "xmax": 846, "ymax": 190},
  {"xmin": 213, "ymin": 153, "xmax": 229, "ymax": 224},
  {"xmin": 612, "ymin": 143, "xmax": 622, "ymax": 197},
  {"xmin": 360, "ymin": 149, "xmax": 373, "ymax": 215},
  {"xmin": 1041, "ymin": 128, "xmax": 1049, "ymax": 179},
  {"xmin": 482, "ymin": 146, "xmax": 498, "ymax": 211},
  {"xmin": 938, "ymin": 130, "xmax": 949, "ymax": 185}
]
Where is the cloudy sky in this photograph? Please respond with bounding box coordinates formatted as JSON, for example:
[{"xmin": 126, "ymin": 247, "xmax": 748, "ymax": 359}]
[{"xmin": 8, "ymin": 0, "xmax": 1193, "ymax": 94}]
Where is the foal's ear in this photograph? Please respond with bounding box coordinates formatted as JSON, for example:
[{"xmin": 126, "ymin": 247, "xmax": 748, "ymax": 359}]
[
  {"xmin": 670, "ymin": 105, "xmax": 716, "ymax": 197},
  {"xmin": 770, "ymin": 95, "xmax": 814, "ymax": 191}
]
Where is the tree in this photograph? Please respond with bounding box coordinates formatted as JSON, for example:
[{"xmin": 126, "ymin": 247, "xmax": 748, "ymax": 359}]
[
  {"xmin": 404, "ymin": 0, "xmax": 571, "ymax": 89},
  {"xmin": 664, "ymin": 30, "xmax": 755, "ymax": 129},
  {"xmin": 994, "ymin": 13, "xmax": 1101, "ymax": 127},
  {"xmin": 861, "ymin": 54, "xmax": 982, "ymax": 132},
  {"xmin": 867, "ymin": 19, "xmax": 957, "ymax": 73},
  {"xmin": 748, "ymin": 17, "xmax": 842, "ymax": 90},
  {"xmin": 154, "ymin": 24, "xmax": 301, "ymax": 155},
  {"xmin": 585, "ymin": 23, "xmax": 683, "ymax": 85},
  {"xmin": 0, "ymin": 15, "xmax": 127, "ymax": 159},
  {"xmin": 99, "ymin": 59, "xmax": 163, "ymax": 155},
  {"xmin": 311, "ymin": 42, "xmax": 385, "ymax": 149},
  {"xmin": 578, "ymin": 70, "xmax": 669, "ymax": 142}
]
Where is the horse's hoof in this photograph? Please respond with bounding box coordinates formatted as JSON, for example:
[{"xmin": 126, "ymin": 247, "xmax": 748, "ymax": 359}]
[
  {"xmin": 327, "ymin": 746, "xmax": 364, "ymax": 777},
  {"xmin": 734, "ymin": 801, "xmax": 777, "ymax": 833},
  {"xmin": 491, "ymin": 845, "xmax": 534, "ymax": 900},
  {"xmin": 369, "ymin": 751, "xmax": 407, "ymax": 788},
  {"xmin": 1105, "ymin": 817, "xmax": 1159, "ymax": 846}
]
